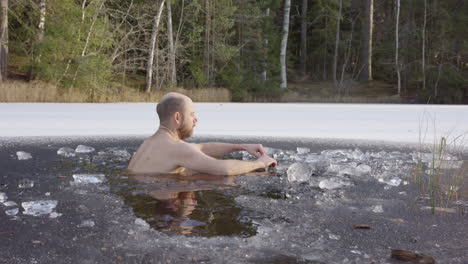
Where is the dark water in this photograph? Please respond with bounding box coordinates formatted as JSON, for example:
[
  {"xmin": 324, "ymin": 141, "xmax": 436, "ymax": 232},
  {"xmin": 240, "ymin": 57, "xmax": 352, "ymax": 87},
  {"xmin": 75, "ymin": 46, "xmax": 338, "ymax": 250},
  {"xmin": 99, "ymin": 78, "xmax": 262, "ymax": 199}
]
[{"xmin": 108, "ymin": 172, "xmax": 258, "ymax": 237}]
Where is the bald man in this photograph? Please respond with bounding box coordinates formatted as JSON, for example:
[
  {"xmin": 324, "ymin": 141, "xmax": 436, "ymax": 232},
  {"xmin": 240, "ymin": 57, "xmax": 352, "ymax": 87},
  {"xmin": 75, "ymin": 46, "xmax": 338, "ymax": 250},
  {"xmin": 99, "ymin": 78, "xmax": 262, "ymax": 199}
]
[{"xmin": 128, "ymin": 92, "xmax": 277, "ymax": 175}]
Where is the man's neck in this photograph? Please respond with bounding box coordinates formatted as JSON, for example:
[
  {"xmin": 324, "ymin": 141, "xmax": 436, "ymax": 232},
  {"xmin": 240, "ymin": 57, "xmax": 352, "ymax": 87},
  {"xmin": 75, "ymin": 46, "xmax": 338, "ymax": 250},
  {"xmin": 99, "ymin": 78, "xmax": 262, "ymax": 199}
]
[{"xmin": 158, "ymin": 124, "xmax": 180, "ymax": 141}]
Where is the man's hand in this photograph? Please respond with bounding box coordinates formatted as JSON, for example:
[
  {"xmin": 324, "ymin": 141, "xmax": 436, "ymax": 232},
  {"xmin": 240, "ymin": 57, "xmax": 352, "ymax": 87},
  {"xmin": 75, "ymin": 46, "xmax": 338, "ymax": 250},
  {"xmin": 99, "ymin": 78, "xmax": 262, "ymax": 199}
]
[
  {"xmin": 242, "ymin": 144, "xmax": 266, "ymax": 158},
  {"xmin": 257, "ymin": 154, "xmax": 277, "ymax": 167}
]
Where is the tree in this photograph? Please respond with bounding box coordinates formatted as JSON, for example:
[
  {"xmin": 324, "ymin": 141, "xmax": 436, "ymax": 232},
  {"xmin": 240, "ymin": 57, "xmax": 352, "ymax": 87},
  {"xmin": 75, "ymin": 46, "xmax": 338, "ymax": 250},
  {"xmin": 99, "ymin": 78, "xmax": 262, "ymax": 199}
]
[
  {"xmin": 422, "ymin": 0, "xmax": 427, "ymax": 91},
  {"xmin": 146, "ymin": 0, "xmax": 166, "ymax": 93},
  {"xmin": 167, "ymin": 1, "xmax": 176, "ymax": 87},
  {"xmin": 280, "ymin": 0, "xmax": 291, "ymax": 89},
  {"xmin": 358, "ymin": 0, "xmax": 373, "ymax": 81},
  {"xmin": 0, "ymin": 0, "xmax": 7, "ymax": 81},
  {"xmin": 332, "ymin": 0, "xmax": 342, "ymax": 89},
  {"xmin": 299, "ymin": 0, "xmax": 308, "ymax": 76},
  {"xmin": 395, "ymin": 0, "xmax": 401, "ymax": 96}
]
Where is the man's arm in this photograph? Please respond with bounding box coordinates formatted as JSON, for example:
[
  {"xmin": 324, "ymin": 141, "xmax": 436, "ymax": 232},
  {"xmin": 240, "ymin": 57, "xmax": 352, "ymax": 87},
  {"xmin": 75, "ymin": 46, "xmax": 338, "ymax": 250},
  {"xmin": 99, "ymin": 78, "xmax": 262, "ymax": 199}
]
[
  {"xmin": 179, "ymin": 143, "xmax": 275, "ymax": 176},
  {"xmin": 197, "ymin": 142, "xmax": 265, "ymax": 158}
]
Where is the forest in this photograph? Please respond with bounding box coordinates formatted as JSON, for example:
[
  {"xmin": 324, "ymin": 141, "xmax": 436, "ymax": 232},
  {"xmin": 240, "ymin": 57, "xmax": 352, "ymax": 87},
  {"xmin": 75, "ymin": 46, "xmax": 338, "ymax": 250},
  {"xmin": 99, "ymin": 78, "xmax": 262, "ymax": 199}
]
[{"xmin": 0, "ymin": 0, "xmax": 466, "ymax": 103}]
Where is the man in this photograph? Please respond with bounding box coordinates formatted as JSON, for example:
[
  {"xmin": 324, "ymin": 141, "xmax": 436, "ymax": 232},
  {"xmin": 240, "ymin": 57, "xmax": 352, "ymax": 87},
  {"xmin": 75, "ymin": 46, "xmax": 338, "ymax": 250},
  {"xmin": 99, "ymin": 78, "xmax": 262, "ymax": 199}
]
[{"xmin": 128, "ymin": 92, "xmax": 277, "ymax": 175}]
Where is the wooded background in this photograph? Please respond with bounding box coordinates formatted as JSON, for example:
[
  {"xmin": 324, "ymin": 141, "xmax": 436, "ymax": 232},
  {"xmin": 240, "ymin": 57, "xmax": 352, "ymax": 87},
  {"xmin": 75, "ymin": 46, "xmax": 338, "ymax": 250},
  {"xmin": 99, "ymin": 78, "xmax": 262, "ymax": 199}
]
[{"xmin": 1, "ymin": 0, "xmax": 467, "ymax": 103}]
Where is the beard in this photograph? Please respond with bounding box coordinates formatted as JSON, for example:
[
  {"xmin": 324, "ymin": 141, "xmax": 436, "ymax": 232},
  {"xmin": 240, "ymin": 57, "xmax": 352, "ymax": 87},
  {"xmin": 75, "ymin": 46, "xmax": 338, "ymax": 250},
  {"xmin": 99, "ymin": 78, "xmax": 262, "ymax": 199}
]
[
  {"xmin": 177, "ymin": 114, "xmax": 194, "ymax": 140},
  {"xmin": 177, "ymin": 125, "xmax": 193, "ymax": 140}
]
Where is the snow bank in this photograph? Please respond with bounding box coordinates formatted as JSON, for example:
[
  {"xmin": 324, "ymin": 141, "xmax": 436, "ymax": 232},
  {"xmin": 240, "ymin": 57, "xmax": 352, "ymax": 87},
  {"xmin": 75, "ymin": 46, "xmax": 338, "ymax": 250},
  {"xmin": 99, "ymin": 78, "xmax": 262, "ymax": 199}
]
[{"xmin": 0, "ymin": 103, "xmax": 467, "ymax": 144}]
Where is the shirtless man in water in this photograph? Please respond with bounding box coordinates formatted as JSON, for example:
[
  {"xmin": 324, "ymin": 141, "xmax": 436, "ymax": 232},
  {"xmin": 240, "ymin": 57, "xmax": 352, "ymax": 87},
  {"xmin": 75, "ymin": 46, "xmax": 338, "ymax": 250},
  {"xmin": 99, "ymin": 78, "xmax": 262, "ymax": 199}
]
[{"xmin": 128, "ymin": 92, "xmax": 277, "ymax": 175}]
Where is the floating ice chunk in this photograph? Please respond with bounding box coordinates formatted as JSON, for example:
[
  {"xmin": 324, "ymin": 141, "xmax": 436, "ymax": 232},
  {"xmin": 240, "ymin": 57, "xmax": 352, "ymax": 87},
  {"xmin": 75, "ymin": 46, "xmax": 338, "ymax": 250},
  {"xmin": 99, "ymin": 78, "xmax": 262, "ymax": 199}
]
[
  {"xmin": 180, "ymin": 219, "xmax": 206, "ymax": 228},
  {"xmin": 0, "ymin": 192, "xmax": 7, "ymax": 203},
  {"xmin": 346, "ymin": 149, "xmax": 366, "ymax": 161},
  {"xmin": 287, "ymin": 163, "xmax": 312, "ymax": 183},
  {"xmin": 79, "ymin": 220, "xmax": 95, "ymax": 227},
  {"xmin": 329, "ymin": 233, "xmax": 341, "ymax": 240},
  {"xmin": 75, "ymin": 145, "xmax": 95, "ymax": 153},
  {"xmin": 297, "ymin": 147, "xmax": 310, "ymax": 155},
  {"xmin": 135, "ymin": 218, "xmax": 150, "ymax": 229},
  {"xmin": 18, "ymin": 179, "xmax": 34, "ymax": 189},
  {"xmin": 16, "ymin": 151, "xmax": 32, "ymax": 160},
  {"xmin": 72, "ymin": 174, "xmax": 105, "ymax": 184},
  {"xmin": 319, "ymin": 178, "xmax": 352, "ymax": 190},
  {"xmin": 3, "ymin": 201, "xmax": 18, "ymax": 207},
  {"xmin": 57, "ymin": 147, "xmax": 75, "ymax": 157},
  {"xmin": 304, "ymin": 153, "xmax": 321, "ymax": 163},
  {"xmin": 96, "ymin": 148, "xmax": 132, "ymax": 162},
  {"xmin": 5, "ymin": 208, "xmax": 19, "ymax": 216},
  {"xmin": 289, "ymin": 154, "xmax": 303, "ymax": 162},
  {"xmin": 371, "ymin": 205, "xmax": 384, "ymax": 213},
  {"xmin": 356, "ymin": 164, "xmax": 372, "ymax": 174},
  {"xmin": 378, "ymin": 177, "xmax": 402, "ymax": 187},
  {"xmin": 49, "ymin": 212, "xmax": 62, "ymax": 218},
  {"xmin": 264, "ymin": 147, "xmax": 280, "ymax": 156},
  {"xmin": 22, "ymin": 200, "xmax": 58, "ymax": 216}
]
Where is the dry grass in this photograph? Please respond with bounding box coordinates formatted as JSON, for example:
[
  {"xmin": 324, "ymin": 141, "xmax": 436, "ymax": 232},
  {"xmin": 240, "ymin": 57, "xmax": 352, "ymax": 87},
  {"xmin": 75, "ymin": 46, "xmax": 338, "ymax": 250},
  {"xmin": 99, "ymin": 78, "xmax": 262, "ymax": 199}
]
[{"xmin": 0, "ymin": 80, "xmax": 231, "ymax": 103}]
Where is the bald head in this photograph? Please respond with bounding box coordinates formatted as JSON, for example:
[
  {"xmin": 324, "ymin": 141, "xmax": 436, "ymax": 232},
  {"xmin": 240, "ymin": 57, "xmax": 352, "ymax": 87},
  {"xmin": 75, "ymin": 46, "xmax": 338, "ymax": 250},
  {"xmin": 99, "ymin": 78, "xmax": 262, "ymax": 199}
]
[{"xmin": 156, "ymin": 92, "xmax": 191, "ymax": 125}]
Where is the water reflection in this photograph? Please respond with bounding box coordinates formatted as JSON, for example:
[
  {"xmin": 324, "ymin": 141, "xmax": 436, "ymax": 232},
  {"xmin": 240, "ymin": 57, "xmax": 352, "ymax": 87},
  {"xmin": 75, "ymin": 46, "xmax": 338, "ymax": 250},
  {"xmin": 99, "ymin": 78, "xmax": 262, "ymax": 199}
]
[{"xmin": 112, "ymin": 172, "xmax": 257, "ymax": 237}]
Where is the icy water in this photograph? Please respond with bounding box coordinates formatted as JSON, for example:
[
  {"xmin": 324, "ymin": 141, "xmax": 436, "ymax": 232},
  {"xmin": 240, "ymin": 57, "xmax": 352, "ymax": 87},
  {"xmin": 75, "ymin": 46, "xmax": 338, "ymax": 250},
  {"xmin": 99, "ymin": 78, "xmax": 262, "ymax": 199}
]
[{"xmin": 1, "ymin": 136, "xmax": 467, "ymax": 263}]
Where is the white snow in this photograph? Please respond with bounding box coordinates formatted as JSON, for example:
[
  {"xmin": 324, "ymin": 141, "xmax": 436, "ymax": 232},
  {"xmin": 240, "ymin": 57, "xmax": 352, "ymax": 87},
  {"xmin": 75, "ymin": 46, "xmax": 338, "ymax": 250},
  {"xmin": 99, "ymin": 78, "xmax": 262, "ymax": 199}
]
[{"xmin": 0, "ymin": 103, "xmax": 467, "ymax": 144}]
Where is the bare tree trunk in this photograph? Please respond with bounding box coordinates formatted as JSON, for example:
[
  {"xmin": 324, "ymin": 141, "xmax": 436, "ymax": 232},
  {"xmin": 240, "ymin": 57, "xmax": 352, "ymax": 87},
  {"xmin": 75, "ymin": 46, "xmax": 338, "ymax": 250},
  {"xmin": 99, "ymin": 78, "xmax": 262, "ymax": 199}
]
[
  {"xmin": 323, "ymin": 16, "xmax": 327, "ymax": 80},
  {"xmin": 145, "ymin": 0, "xmax": 165, "ymax": 93},
  {"xmin": 395, "ymin": 0, "xmax": 401, "ymax": 96},
  {"xmin": 422, "ymin": 0, "xmax": 427, "ymax": 91},
  {"xmin": 37, "ymin": 0, "xmax": 46, "ymax": 42},
  {"xmin": 299, "ymin": 0, "xmax": 308, "ymax": 76},
  {"xmin": 167, "ymin": 1, "xmax": 176, "ymax": 87},
  {"xmin": 203, "ymin": 0, "xmax": 211, "ymax": 86},
  {"xmin": 30, "ymin": 0, "xmax": 47, "ymax": 80},
  {"xmin": 261, "ymin": 7, "xmax": 270, "ymax": 82},
  {"xmin": 333, "ymin": 0, "xmax": 342, "ymax": 90},
  {"xmin": 358, "ymin": 0, "xmax": 373, "ymax": 81},
  {"xmin": 0, "ymin": 0, "xmax": 8, "ymax": 81},
  {"xmin": 71, "ymin": 0, "xmax": 106, "ymax": 85},
  {"xmin": 280, "ymin": 0, "xmax": 291, "ymax": 89}
]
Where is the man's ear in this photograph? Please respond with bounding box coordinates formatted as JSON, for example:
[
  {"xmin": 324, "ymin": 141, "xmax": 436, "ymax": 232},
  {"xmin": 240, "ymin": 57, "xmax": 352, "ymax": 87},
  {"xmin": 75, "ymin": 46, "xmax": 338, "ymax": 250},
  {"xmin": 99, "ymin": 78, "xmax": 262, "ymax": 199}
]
[{"xmin": 174, "ymin": 112, "xmax": 182, "ymax": 125}]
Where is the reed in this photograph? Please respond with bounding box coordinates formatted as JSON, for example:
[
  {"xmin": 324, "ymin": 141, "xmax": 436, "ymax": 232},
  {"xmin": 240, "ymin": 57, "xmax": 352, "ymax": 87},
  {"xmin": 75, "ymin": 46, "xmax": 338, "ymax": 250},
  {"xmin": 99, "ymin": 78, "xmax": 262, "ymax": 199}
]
[{"xmin": 0, "ymin": 80, "xmax": 231, "ymax": 103}]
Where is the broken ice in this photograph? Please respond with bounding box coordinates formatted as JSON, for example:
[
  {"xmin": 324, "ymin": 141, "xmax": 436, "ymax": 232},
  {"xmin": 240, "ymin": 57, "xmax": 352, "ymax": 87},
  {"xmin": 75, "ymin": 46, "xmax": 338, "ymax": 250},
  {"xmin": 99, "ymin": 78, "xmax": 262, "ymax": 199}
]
[
  {"xmin": 319, "ymin": 178, "xmax": 352, "ymax": 190},
  {"xmin": 297, "ymin": 147, "xmax": 310, "ymax": 155},
  {"xmin": 22, "ymin": 200, "xmax": 58, "ymax": 216},
  {"xmin": 57, "ymin": 147, "xmax": 75, "ymax": 157},
  {"xmin": 78, "ymin": 220, "xmax": 95, "ymax": 227},
  {"xmin": 3, "ymin": 201, "xmax": 18, "ymax": 207},
  {"xmin": 371, "ymin": 205, "xmax": 384, "ymax": 213},
  {"xmin": 18, "ymin": 179, "xmax": 34, "ymax": 189},
  {"xmin": 75, "ymin": 145, "xmax": 95, "ymax": 153},
  {"xmin": 72, "ymin": 174, "xmax": 105, "ymax": 184},
  {"xmin": 0, "ymin": 192, "xmax": 7, "ymax": 203},
  {"xmin": 5, "ymin": 208, "xmax": 19, "ymax": 216},
  {"xmin": 287, "ymin": 163, "xmax": 312, "ymax": 183},
  {"xmin": 16, "ymin": 151, "xmax": 32, "ymax": 160},
  {"xmin": 378, "ymin": 177, "xmax": 402, "ymax": 187},
  {"xmin": 135, "ymin": 218, "xmax": 150, "ymax": 229}
]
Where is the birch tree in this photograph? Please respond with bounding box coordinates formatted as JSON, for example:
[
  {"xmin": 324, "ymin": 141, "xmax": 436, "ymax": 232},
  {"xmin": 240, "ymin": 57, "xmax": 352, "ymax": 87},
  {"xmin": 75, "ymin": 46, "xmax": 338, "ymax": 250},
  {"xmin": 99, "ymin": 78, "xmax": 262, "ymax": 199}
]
[
  {"xmin": 395, "ymin": 0, "xmax": 401, "ymax": 96},
  {"xmin": 203, "ymin": 0, "xmax": 211, "ymax": 86},
  {"xmin": 167, "ymin": 1, "xmax": 176, "ymax": 87},
  {"xmin": 299, "ymin": 0, "xmax": 308, "ymax": 76},
  {"xmin": 422, "ymin": 0, "xmax": 427, "ymax": 91},
  {"xmin": 0, "ymin": 0, "xmax": 7, "ymax": 81},
  {"xmin": 280, "ymin": 0, "xmax": 291, "ymax": 89},
  {"xmin": 358, "ymin": 0, "xmax": 373, "ymax": 81},
  {"xmin": 145, "ymin": 0, "xmax": 165, "ymax": 93},
  {"xmin": 333, "ymin": 0, "xmax": 342, "ymax": 90}
]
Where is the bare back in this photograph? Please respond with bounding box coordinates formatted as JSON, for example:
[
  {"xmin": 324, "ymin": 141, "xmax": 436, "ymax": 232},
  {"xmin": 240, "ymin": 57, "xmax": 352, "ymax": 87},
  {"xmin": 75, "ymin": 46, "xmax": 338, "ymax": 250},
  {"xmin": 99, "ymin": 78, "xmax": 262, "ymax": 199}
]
[{"xmin": 128, "ymin": 131, "xmax": 188, "ymax": 174}]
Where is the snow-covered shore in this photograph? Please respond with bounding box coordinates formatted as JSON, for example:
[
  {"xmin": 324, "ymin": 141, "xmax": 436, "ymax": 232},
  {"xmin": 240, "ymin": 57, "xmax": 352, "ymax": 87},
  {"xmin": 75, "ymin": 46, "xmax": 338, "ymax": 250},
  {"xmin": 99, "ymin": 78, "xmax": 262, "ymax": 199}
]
[{"xmin": 1, "ymin": 103, "xmax": 467, "ymax": 145}]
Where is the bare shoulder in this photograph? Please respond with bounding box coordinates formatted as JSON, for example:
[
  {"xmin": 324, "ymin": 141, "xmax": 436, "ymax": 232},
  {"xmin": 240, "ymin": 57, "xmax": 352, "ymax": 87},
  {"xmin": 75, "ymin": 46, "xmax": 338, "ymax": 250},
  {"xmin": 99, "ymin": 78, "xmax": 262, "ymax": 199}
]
[{"xmin": 175, "ymin": 141, "xmax": 202, "ymax": 155}]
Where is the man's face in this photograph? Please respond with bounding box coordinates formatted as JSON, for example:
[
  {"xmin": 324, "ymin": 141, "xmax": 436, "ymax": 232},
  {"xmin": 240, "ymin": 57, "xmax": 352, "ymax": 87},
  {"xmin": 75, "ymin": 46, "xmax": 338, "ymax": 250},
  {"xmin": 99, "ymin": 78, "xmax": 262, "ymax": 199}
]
[{"xmin": 177, "ymin": 101, "xmax": 197, "ymax": 140}]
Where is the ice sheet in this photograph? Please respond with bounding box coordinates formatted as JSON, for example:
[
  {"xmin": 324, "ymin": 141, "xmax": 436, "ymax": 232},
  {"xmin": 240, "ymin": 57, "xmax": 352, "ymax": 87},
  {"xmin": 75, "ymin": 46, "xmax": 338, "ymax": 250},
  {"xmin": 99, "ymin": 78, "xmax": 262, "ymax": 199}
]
[{"xmin": 1, "ymin": 103, "xmax": 467, "ymax": 144}]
